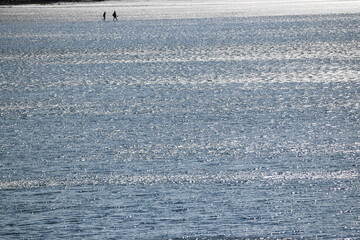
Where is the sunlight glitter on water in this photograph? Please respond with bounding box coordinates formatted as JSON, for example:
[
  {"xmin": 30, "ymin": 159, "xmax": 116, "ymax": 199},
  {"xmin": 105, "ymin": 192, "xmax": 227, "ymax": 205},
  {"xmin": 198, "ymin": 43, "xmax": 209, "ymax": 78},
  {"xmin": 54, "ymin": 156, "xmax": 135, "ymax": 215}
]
[
  {"xmin": 1, "ymin": 170, "xmax": 358, "ymax": 190},
  {"xmin": 0, "ymin": 1, "xmax": 359, "ymax": 239}
]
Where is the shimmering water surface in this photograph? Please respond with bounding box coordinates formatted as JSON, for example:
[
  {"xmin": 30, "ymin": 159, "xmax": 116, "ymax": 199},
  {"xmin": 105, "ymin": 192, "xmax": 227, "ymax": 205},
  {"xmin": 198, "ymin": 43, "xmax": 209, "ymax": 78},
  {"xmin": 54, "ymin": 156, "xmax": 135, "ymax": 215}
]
[{"xmin": 0, "ymin": 1, "xmax": 359, "ymax": 239}]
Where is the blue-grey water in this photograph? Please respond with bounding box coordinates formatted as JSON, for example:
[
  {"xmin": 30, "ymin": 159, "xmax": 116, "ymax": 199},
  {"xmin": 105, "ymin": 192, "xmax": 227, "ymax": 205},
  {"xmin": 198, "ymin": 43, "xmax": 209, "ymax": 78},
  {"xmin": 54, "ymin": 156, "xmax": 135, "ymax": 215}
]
[{"xmin": 0, "ymin": 3, "xmax": 359, "ymax": 239}]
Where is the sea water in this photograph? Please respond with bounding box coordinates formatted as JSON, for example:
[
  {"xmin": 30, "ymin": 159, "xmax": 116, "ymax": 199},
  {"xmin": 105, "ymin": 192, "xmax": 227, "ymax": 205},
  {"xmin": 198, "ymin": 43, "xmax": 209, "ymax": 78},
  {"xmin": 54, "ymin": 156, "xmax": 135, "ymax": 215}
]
[{"xmin": 0, "ymin": 1, "xmax": 359, "ymax": 239}]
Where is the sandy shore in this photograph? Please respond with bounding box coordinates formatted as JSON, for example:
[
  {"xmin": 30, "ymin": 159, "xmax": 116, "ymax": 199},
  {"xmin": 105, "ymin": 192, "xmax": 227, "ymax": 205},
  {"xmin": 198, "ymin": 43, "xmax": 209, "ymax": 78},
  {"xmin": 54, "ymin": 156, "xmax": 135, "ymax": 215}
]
[
  {"xmin": 0, "ymin": 0, "xmax": 105, "ymax": 5},
  {"xmin": 1, "ymin": 0, "xmax": 360, "ymax": 23}
]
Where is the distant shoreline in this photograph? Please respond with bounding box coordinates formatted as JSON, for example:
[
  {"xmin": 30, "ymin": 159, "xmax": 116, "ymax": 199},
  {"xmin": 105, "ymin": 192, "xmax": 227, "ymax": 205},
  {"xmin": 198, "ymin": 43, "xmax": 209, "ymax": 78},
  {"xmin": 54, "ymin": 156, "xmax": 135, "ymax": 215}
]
[{"xmin": 0, "ymin": 0, "xmax": 105, "ymax": 5}]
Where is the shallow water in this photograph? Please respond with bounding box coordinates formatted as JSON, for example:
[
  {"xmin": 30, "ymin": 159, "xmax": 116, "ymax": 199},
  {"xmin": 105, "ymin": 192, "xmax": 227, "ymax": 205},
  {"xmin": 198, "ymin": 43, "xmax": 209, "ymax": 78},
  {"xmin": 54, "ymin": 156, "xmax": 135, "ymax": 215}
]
[{"xmin": 0, "ymin": 1, "xmax": 360, "ymax": 239}]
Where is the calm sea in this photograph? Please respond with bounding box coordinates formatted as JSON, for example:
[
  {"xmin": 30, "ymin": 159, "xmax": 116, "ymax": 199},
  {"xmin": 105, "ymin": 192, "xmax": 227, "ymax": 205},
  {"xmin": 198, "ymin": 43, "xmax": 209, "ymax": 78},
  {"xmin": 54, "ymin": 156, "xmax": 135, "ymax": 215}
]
[{"xmin": 0, "ymin": 1, "xmax": 359, "ymax": 239}]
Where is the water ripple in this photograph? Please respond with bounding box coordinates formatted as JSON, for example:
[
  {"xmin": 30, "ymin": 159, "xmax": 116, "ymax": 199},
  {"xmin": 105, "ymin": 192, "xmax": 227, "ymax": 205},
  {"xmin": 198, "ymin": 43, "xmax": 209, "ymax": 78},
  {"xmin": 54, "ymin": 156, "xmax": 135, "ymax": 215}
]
[{"xmin": 1, "ymin": 170, "xmax": 357, "ymax": 190}]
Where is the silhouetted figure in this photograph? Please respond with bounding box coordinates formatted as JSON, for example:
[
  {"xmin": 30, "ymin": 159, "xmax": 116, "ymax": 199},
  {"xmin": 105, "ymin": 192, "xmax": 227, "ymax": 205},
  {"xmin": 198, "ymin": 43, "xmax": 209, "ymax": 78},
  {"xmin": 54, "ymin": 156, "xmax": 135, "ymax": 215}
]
[
  {"xmin": 103, "ymin": 12, "xmax": 106, "ymax": 21},
  {"xmin": 113, "ymin": 11, "xmax": 118, "ymax": 21}
]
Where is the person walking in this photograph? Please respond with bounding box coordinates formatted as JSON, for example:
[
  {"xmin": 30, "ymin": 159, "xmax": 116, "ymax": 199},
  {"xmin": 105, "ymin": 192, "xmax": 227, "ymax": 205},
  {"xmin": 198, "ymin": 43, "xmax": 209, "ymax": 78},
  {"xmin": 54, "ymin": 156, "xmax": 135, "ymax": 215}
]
[
  {"xmin": 112, "ymin": 11, "xmax": 118, "ymax": 21},
  {"xmin": 103, "ymin": 12, "xmax": 106, "ymax": 21}
]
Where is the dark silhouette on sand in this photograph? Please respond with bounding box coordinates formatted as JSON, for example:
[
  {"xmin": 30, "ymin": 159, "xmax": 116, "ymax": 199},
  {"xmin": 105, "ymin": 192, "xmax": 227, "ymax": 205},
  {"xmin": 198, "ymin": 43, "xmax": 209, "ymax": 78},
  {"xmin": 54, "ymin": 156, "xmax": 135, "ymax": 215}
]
[{"xmin": 112, "ymin": 11, "xmax": 118, "ymax": 21}]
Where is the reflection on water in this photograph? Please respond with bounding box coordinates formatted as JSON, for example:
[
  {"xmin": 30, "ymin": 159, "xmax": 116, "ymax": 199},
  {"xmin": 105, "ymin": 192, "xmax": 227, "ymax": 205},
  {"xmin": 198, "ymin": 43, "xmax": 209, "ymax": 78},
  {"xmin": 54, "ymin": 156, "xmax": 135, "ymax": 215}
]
[{"xmin": 0, "ymin": 3, "xmax": 359, "ymax": 239}]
